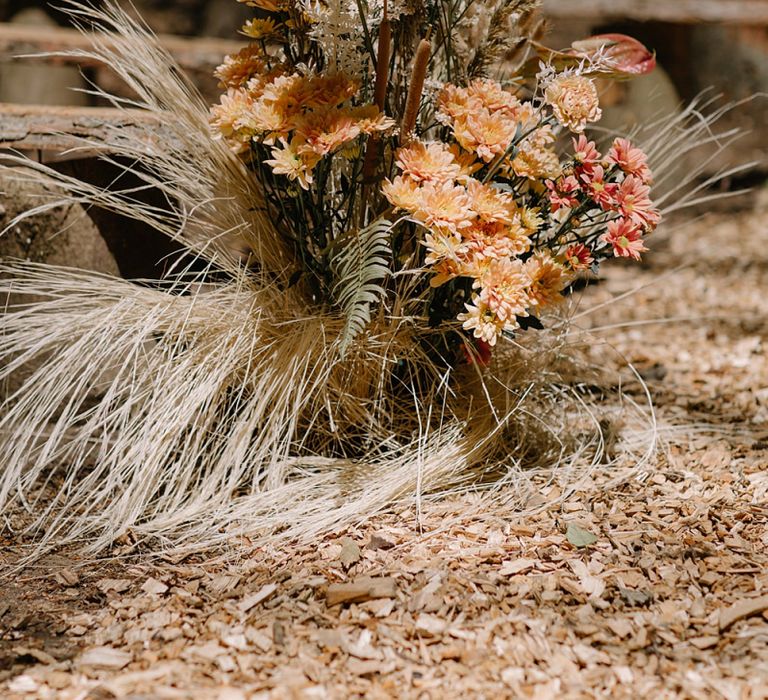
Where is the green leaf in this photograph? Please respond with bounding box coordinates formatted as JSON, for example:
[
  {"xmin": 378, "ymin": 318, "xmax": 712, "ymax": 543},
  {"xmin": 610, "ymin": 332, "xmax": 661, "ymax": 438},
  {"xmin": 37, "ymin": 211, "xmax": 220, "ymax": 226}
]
[
  {"xmin": 331, "ymin": 217, "xmax": 392, "ymax": 357},
  {"xmin": 566, "ymin": 523, "xmax": 598, "ymax": 548}
]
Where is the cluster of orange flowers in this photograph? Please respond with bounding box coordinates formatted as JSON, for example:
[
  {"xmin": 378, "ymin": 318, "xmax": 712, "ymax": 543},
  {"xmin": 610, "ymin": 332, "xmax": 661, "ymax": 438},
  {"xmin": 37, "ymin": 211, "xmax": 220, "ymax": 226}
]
[
  {"xmin": 436, "ymin": 79, "xmax": 561, "ymax": 181},
  {"xmin": 210, "ymin": 50, "xmax": 393, "ymax": 188},
  {"xmin": 208, "ymin": 5, "xmax": 660, "ymax": 354},
  {"xmin": 382, "ymin": 137, "xmax": 570, "ymax": 344}
]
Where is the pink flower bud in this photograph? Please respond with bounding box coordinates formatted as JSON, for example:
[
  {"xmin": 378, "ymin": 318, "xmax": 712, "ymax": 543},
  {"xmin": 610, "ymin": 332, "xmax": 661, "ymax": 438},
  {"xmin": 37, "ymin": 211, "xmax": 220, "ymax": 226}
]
[{"xmin": 571, "ymin": 34, "xmax": 656, "ymax": 77}]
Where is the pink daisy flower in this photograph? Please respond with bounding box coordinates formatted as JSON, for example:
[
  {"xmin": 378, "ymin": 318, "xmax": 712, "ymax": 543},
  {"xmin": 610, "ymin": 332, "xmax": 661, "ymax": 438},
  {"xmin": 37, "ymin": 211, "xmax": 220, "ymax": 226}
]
[
  {"xmin": 581, "ymin": 165, "xmax": 617, "ymax": 210},
  {"xmin": 606, "ymin": 138, "xmax": 653, "ymax": 184},
  {"xmin": 601, "ymin": 218, "xmax": 648, "ymax": 260},
  {"xmin": 546, "ymin": 175, "xmax": 581, "ymax": 212},
  {"xmin": 564, "ymin": 243, "xmax": 594, "ymax": 271},
  {"xmin": 614, "ymin": 175, "xmax": 660, "ymax": 229},
  {"xmin": 572, "ymin": 135, "xmax": 601, "ymax": 168}
]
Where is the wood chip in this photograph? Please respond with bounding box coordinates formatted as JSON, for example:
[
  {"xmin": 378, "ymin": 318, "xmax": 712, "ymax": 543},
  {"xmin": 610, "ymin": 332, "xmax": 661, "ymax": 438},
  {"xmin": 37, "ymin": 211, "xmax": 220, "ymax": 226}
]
[
  {"xmin": 78, "ymin": 646, "xmax": 132, "ymax": 670},
  {"xmin": 718, "ymin": 595, "xmax": 768, "ymax": 631},
  {"xmin": 141, "ymin": 577, "xmax": 168, "ymax": 595},
  {"xmin": 689, "ymin": 635, "xmax": 720, "ymax": 650},
  {"xmin": 368, "ymin": 533, "xmax": 396, "ymax": 550},
  {"xmin": 237, "ymin": 583, "xmax": 278, "ymax": 613},
  {"xmin": 326, "ymin": 577, "xmax": 397, "ymax": 606},
  {"xmin": 96, "ymin": 578, "xmax": 131, "ymax": 594},
  {"xmin": 54, "ymin": 568, "xmax": 80, "ymax": 586}
]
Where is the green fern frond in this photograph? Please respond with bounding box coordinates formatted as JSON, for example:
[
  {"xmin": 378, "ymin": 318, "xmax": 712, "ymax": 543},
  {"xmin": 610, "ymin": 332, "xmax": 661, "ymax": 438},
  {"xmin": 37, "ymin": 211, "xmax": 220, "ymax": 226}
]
[{"xmin": 332, "ymin": 217, "xmax": 393, "ymax": 356}]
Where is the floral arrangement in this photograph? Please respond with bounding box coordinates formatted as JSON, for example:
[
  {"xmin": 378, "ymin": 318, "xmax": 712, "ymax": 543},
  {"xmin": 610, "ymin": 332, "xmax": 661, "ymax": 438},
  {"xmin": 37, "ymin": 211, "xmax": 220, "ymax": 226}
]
[
  {"xmin": 209, "ymin": 0, "xmax": 660, "ymax": 361},
  {"xmin": 5, "ymin": 0, "xmax": 732, "ymax": 560}
]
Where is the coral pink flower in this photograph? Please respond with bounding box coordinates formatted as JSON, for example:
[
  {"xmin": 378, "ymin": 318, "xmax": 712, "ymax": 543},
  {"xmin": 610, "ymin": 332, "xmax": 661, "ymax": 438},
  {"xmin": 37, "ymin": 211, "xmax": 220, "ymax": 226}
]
[
  {"xmin": 581, "ymin": 165, "xmax": 617, "ymax": 210},
  {"xmin": 563, "ymin": 243, "xmax": 594, "ymax": 271},
  {"xmin": 614, "ymin": 175, "xmax": 660, "ymax": 229},
  {"xmin": 572, "ymin": 135, "xmax": 601, "ymax": 169},
  {"xmin": 546, "ymin": 175, "xmax": 581, "ymax": 212},
  {"xmin": 601, "ymin": 218, "xmax": 648, "ymax": 260},
  {"xmin": 606, "ymin": 138, "xmax": 653, "ymax": 183}
]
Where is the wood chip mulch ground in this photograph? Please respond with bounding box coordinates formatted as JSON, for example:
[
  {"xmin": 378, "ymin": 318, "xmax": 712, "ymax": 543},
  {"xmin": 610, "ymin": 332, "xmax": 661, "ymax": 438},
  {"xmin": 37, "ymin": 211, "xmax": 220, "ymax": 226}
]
[{"xmin": 1, "ymin": 192, "xmax": 767, "ymax": 699}]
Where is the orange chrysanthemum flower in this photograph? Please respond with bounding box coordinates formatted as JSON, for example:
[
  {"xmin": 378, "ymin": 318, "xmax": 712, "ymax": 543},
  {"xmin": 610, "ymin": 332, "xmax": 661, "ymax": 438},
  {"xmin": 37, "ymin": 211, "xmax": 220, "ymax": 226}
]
[
  {"xmin": 214, "ymin": 45, "xmax": 266, "ymax": 89},
  {"xmin": 395, "ymin": 141, "xmax": 463, "ymax": 184},
  {"xmin": 525, "ymin": 253, "xmax": 569, "ymax": 307},
  {"xmin": 413, "ymin": 181, "xmax": 475, "ymax": 233},
  {"xmin": 544, "ymin": 74, "xmax": 602, "ymax": 133},
  {"xmin": 209, "ymin": 88, "xmax": 256, "ymax": 153},
  {"xmin": 381, "ymin": 176, "xmax": 421, "ymax": 212}
]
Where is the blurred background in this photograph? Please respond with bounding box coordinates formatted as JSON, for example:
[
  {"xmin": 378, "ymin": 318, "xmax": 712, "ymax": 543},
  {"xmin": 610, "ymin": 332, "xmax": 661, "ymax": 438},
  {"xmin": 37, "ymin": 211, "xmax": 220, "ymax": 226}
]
[{"xmin": 1, "ymin": 0, "xmax": 765, "ymax": 173}]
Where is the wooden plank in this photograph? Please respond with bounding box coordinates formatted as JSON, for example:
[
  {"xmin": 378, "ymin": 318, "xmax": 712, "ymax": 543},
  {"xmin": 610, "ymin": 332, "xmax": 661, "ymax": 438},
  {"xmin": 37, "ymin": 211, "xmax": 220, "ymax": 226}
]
[
  {"xmin": 542, "ymin": 0, "xmax": 768, "ymax": 24},
  {"xmin": 0, "ymin": 103, "xmax": 180, "ymax": 157},
  {"xmin": 0, "ymin": 23, "xmax": 241, "ymax": 74}
]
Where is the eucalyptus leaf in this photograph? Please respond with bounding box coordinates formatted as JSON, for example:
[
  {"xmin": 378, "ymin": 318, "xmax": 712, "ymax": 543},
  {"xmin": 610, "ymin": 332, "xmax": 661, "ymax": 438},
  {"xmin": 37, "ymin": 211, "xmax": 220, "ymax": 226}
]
[{"xmin": 566, "ymin": 523, "xmax": 598, "ymax": 548}]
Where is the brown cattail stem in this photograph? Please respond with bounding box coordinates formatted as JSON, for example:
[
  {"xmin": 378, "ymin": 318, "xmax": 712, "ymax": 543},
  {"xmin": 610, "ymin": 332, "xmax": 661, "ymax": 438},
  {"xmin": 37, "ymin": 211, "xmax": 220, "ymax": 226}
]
[
  {"xmin": 361, "ymin": 0, "xmax": 391, "ymax": 186},
  {"xmin": 399, "ymin": 37, "xmax": 431, "ymax": 145}
]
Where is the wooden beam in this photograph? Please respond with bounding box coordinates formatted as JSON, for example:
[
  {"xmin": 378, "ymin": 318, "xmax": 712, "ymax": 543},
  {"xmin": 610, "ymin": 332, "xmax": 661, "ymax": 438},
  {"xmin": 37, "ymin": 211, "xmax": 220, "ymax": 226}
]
[
  {"xmin": 0, "ymin": 103, "xmax": 180, "ymax": 157},
  {"xmin": 542, "ymin": 0, "xmax": 768, "ymax": 24},
  {"xmin": 0, "ymin": 23, "xmax": 241, "ymax": 74}
]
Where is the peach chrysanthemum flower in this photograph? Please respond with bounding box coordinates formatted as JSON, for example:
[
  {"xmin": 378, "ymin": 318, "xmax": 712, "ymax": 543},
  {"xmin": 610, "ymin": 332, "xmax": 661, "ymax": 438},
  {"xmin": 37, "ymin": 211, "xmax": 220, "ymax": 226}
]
[
  {"xmin": 458, "ymin": 296, "xmax": 505, "ymax": 345},
  {"xmin": 601, "ymin": 218, "xmax": 648, "ymax": 260},
  {"xmin": 395, "ymin": 142, "xmax": 463, "ymax": 184},
  {"xmin": 413, "ymin": 181, "xmax": 475, "ymax": 233},
  {"xmin": 435, "ymin": 84, "xmax": 474, "ymax": 125},
  {"xmin": 303, "ymin": 73, "xmax": 360, "ymax": 109},
  {"xmin": 511, "ymin": 145, "xmax": 562, "ymax": 180},
  {"xmin": 519, "ymin": 207, "xmax": 545, "ymax": 235},
  {"xmin": 452, "ymin": 110, "xmax": 518, "ymax": 163},
  {"xmin": 607, "ymin": 138, "xmax": 653, "ymax": 184},
  {"xmin": 544, "ymin": 74, "xmax": 602, "ymax": 133},
  {"xmin": 449, "ymin": 145, "xmax": 482, "ymax": 181},
  {"xmin": 381, "ymin": 176, "xmax": 421, "ymax": 212},
  {"xmin": 264, "ymin": 139, "xmax": 318, "ymax": 189},
  {"xmin": 240, "ymin": 99, "xmax": 292, "ymax": 141},
  {"xmin": 463, "ymin": 223, "xmax": 531, "ymax": 261},
  {"xmin": 466, "ymin": 180, "xmax": 516, "ymax": 225},
  {"xmin": 525, "ymin": 253, "xmax": 569, "ymax": 307},
  {"xmin": 209, "ymin": 88, "xmax": 256, "ymax": 154},
  {"xmin": 349, "ymin": 105, "xmax": 396, "ymax": 134},
  {"xmin": 294, "ymin": 109, "xmax": 362, "ymax": 157},
  {"xmin": 424, "ymin": 232, "xmax": 469, "ymax": 286},
  {"xmin": 466, "ymin": 79, "xmax": 522, "ymax": 117},
  {"xmin": 475, "ymin": 258, "xmax": 531, "ymax": 324},
  {"xmin": 214, "ymin": 45, "xmax": 266, "ymax": 89}
]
